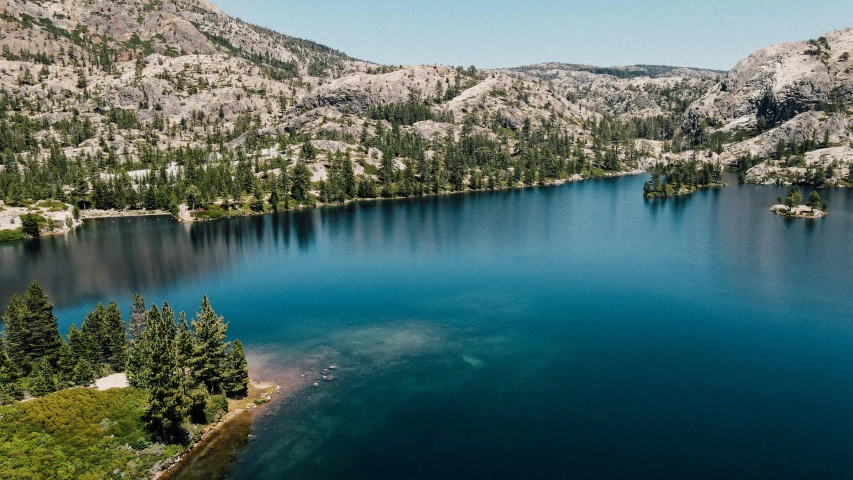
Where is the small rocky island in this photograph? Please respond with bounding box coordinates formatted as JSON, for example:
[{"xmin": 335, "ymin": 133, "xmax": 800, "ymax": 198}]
[{"xmin": 771, "ymin": 186, "xmax": 828, "ymax": 218}]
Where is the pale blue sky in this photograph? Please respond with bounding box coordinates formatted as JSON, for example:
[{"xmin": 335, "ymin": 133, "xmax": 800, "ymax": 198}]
[{"xmin": 210, "ymin": 0, "xmax": 853, "ymax": 71}]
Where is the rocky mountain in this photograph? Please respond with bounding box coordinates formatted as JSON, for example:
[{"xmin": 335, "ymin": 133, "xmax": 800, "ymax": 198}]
[
  {"xmin": 682, "ymin": 28, "xmax": 853, "ymax": 184},
  {"xmin": 0, "ymin": 0, "xmax": 851, "ymax": 227},
  {"xmin": 508, "ymin": 63, "xmax": 723, "ymax": 119}
]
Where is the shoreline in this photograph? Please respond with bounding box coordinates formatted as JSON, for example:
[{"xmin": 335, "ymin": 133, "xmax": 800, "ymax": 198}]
[
  {"xmin": 1, "ymin": 168, "xmax": 645, "ymax": 244},
  {"xmin": 154, "ymin": 380, "xmax": 278, "ymax": 480}
]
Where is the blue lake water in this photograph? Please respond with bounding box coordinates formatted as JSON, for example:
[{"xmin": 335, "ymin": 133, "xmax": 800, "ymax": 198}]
[{"xmin": 3, "ymin": 173, "xmax": 853, "ymax": 479}]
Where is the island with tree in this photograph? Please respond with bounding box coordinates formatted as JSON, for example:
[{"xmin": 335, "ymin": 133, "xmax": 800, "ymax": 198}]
[
  {"xmin": 0, "ymin": 282, "xmax": 270, "ymax": 479},
  {"xmin": 770, "ymin": 186, "xmax": 828, "ymax": 218},
  {"xmin": 643, "ymin": 160, "xmax": 726, "ymax": 198}
]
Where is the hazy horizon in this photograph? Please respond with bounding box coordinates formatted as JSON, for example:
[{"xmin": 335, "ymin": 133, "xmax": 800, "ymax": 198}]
[{"xmin": 209, "ymin": 0, "xmax": 853, "ymax": 71}]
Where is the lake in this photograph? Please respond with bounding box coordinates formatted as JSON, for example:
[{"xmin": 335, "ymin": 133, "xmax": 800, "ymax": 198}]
[{"xmin": 3, "ymin": 173, "xmax": 853, "ymax": 479}]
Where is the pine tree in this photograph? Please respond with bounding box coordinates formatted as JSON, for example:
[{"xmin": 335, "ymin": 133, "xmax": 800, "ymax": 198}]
[
  {"xmin": 191, "ymin": 296, "xmax": 229, "ymax": 394},
  {"xmin": 68, "ymin": 324, "xmax": 98, "ymax": 368},
  {"xmin": 128, "ymin": 294, "xmax": 148, "ymax": 342},
  {"xmin": 145, "ymin": 303, "xmax": 189, "ymax": 442},
  {"xmin": 0, "ymin": 336, "xmax": 12, "ymax": 389},
  {"xmin": 81, "ymin": 303, "xmax": 107, "ymax": 363},
  {"xmin": 126, "ymin": 298, "xmax": 152, "ymax": 389},
  {"xmin": 2, "ymin": 293, "xmax": 31, "ymax": 374},
  {"xmin": 29, "ymin": 358, "xmax": 55, "ymax": 397},
  {"xmin": 72, "ymin": 358, "xmax": 96, "ymax": 386},
  {"xmin": 223, "ymin": 340, "xmax": 249, "ymax": 398},
  {"xmin": 808, "ymin": 191, "xmax": 821, "ymax": 211},
  {"xmin": 291, "ymin": 160, "xmax": 312, "ymax": 201},
  {"xmin": 102, "ymin": 301, "xmax": 128, "ymax": 371},
  {"xmin": 24, "ymin": 281, "xmax": 63, "ymax": 367},
  {"xmin": 20, "ymin": 214, "xmax": 40, "ymax": 237},
  {"xmin": 175, "ymin": 312, "xmax": 195, "ymax": 375},
  {"xmin": 55, "ymin": 343, "xmax": 75, "ymax": 387}
]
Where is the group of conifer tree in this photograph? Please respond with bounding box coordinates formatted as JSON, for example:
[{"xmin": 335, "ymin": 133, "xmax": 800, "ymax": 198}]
[
  {"xmin": 643, "ymin": 160, "xmax": 724, "ymax": 198},
  {"xmin": 0, "ymin": 281, "xmax": 248, "ymax": 443}
]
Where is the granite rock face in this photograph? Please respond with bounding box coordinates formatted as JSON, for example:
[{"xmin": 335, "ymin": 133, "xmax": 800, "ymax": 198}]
[{"xmin": 684, "ymin": 28, "xmax": 853, "ymax": 132}]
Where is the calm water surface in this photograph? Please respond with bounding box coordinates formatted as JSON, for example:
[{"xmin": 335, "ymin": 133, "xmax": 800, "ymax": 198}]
[{"xmin": 3, "ymin": 173, "xmax": 853, "ymax": 479}]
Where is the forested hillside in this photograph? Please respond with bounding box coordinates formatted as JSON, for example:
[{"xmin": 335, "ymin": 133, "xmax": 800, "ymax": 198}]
[{"xmin": 0, "ymin": 0, "xmax": 851, "ymax": 239}]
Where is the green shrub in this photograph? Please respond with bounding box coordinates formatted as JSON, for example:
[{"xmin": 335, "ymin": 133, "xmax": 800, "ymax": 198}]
[
  {"xmin": 194, "ymin": 204, "xmax": 228, "ymax": 220},
  {"xmin": 0, "ymin": 388, "xmax": 184, "ymax": 479},
  {"xmin": 204, "ymin": 394, "xmax": 228, "ymax": 423}
]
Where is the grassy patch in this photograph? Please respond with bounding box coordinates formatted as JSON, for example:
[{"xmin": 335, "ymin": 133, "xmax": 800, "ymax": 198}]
[
  {"xmin": 36, "ymin": 201, "xmax": 68, "ymax": 212},
  {"xmin": 0, "ymin": 228, "xmax": 25, "ymax": 243},
  {"xmin": 362, "ymin": 163, "xmax": 379, "ymax": 175},
  {"xmin": 582, "ymin": 166, "xmax": 607, "ymax": 178},
  {"xmin": 193, "ymin": 205, "xmax": 229, "ymax": 220}
]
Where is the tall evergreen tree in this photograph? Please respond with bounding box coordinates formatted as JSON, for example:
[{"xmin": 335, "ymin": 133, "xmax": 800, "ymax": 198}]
[
  {"xmin": 24, "ymin": 281, "xmax": 63, "ymax": 367},
  {"xmin": 290, "ymin": 160, "xmax": 312, "ymax": 201},
  {"xmin": 144, "ymin": 303, "xmax": 189, "ymax": 442},
  {"xmin": 55, "ymin": 342, "xmax": 75, "ymax": 387},
  {"xmin": 68, "ymin": 324, "xmax": 98, "ymax": 369},
  {"xmin": 128, "ymin": 294, "xmax": 147, "ymax": 342},
  {"xmin": 102, "ymin": 301, "xmax": 128, "ymax": 371},
  {"xmin": 191, "ymin": 296, "xmax": 229, "ymax": 394},
  {"xmin": 175, "ymin": 312, "xmax": 195, "ymax": 375},
  {"xmin": 223, "ymin": 340, "xmax": 249, "ymax": 398},
  {"xmin": 1, "ymin": 293, "xmax": 31, "ymax": 374},
  {"xmin": 126, "ymin": 299, "xmax": 152, "ymax": 388},
  {"xmin": 81, "ymin": 303, "xmax": 107, "ymax": 362}
]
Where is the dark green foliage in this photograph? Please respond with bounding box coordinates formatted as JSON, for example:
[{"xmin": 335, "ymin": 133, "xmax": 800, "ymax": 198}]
[
  {"xmin": 1, "ymin": 293, "xmax": 30, "ymax": 375},
  {"xmin": 644, "ymin": 160, "xmax": 724, "ymax": 198},
  {"xmin": 19, "ymin": 214, "xmax": 39, "ymax": 237},
  {"xmin": 785, "ymin": 185, "xmax": 803, "ymax": 209},
  {"xmin": 175, "ymin": 312, "xmax": 195, "ymax": 374},
  {"xmin": 808, "ymin": 191, "xmax": 821, "ymax": 210},
  {"xmin": 368, "ymin": 100, "xmax": 443, "ymax": 125},
  {"xmin": 736, "ymin": 154, "xmax": 759, "ymax": 183},
  {"xmin": 102, "ymin": 302, "xmax": 128, "ymax": 371},
  {"xmin": 291, "ymin": 160, "xmax": 312, "ymax": 201},
  {"xmin": 191, "ymin": 296, "xmax": 228, "ymax": 394},
  {"xmin": 28, "ymin": 358, "xmax": 55, "ymax": 397},
  {"xmin": 77, "ymin": 301, "xmax": 127, "ymax": 374},
  {"xmin": 754, "ymin": 89, "xmax": 799, "ymax": 134},
  {"xmin": 223, "ymin": 340, "xmax": 249, "ymax": 398},
  {"xmin": 144, "ymin": 303, "xmax": 189, "ymax": 443},
  {"xmin": 1, "ymin": 282, "xmax": 62, "ymax": 376},
  {"xmin": 127, "ymin": 293, "xmax": 147, "ymax": 342},
  {"xmin": 24, "ymin": 282, "xmax": 63, "ymax": 367}
]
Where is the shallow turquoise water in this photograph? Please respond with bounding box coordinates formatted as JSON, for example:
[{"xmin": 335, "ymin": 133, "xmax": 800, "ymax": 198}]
[{"xmin": 3, "ymin": 173, "xmax": 853, "ymax": 478}]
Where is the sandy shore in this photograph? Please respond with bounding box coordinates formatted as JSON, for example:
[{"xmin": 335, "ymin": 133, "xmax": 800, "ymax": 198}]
[{"xmin": 94, "ymin": 373, "xmax": 129, "ymax": 390}]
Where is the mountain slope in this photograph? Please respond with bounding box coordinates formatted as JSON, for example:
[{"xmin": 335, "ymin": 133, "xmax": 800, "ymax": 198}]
[
  {"xmin": 682, "ymin": 28, "xmax": 853, "ymax": 184},
  {"xmin": 0, "ymin": 0, "xmax": 851, "ymax": 229}
]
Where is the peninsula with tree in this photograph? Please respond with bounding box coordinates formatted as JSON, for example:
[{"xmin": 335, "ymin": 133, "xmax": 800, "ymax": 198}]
[{"xmin": 0, "ymin": 282, "xmax": 265, "ymax": 479}]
